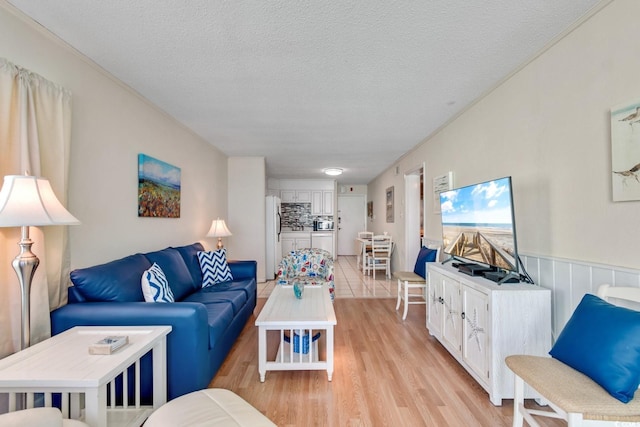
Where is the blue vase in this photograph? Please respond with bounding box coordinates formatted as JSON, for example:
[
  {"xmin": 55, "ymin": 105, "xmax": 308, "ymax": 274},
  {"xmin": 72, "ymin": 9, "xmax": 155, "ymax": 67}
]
[{"xmin": 293, "ymin": 282, "xmax": 304, "ymax": 299}]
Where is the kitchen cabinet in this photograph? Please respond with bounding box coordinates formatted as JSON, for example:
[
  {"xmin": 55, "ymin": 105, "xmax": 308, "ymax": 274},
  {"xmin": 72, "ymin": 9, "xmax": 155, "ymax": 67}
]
[
  {"xmin": 427, "ymin": 262, "xmax": 551, "ymax": 406},
  {"xmin": 311, "ymin": 232, "xmax": 334, "ymax": 257},
  {"xmin": 311, "ymin": 190, "xmax": 334, "ymax": 215},
  {"xmin": 281, "ymin": 232, "xmax": 311, "ymax": 257},
  {"xmin": 281, "ymin": 190, "xmax": 311, "ymax": 203}
]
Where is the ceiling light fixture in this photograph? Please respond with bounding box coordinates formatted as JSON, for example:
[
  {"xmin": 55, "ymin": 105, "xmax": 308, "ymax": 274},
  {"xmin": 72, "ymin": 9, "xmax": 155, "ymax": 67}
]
[{"xmin": 323, "ymin": 168, "xmax": 343, "ymax": 176}]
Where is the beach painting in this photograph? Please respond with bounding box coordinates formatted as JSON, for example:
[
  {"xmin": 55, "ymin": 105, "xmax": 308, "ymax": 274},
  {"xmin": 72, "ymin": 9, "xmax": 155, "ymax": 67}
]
[
  {"xmin": 138, "ymin": 154, "xmax": 181, "ymax": 218},
  {"xmin": 611, "ymin": 98, "xmax": 640, "ymax": 201}
]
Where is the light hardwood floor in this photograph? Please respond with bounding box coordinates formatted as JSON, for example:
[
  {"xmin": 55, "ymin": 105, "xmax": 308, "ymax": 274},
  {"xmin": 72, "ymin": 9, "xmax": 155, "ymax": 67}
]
[{"xmin": 212, "ymin": 256, "xmax": 563, "ymax": 426}]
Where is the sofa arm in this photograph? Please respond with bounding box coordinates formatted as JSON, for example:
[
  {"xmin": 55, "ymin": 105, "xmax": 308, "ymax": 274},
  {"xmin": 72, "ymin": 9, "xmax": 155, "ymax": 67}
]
[
  {"xmin": 228, "ymin": 260, "xmax": 257, "ymax": 281},
  {"xmin": 50, "ymin": 302, "xmax": 211, "ymax": 400}
]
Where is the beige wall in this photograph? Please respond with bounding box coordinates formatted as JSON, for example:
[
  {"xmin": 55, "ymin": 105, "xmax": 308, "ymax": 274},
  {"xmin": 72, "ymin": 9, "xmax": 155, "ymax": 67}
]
[
  {"xmin": 369, "ymin": 0, "xmax": 640, "ymax": 271},
  {"xmin": 227, "ymin": 157, "xmax": 266, "ymax": 281},
  {"xmin": 0, "ymin": 3, "xmax": 228, "ymax": 268}
]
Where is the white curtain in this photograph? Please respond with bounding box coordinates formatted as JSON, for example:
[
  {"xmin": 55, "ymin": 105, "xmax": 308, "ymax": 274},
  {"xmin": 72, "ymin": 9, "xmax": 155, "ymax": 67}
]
[{"xmin": 0, "ymin": 58, "xmax": 73, "ymax": 357}]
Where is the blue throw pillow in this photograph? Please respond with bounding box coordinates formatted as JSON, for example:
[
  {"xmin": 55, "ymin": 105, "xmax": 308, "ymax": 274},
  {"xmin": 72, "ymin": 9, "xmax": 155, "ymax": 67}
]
[
  {"xmin": 197, "ymin": 249, "xmax": 233, "ymax": 287},
  {"xmin": 549, "ymin": 293, "xmax": 640, "ymax": 403},
  {"xmin": 141, "ymin": 263, "xmax": 175, "ymax": 303},
  {"xmin": 413, "ymin": 246, "xmax": 437, "ymax": 279}
]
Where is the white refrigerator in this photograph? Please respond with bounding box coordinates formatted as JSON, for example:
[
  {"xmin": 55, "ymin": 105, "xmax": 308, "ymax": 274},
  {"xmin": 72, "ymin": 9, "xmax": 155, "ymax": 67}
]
[{"xmin": 265, "ymin": 196, "xmax": 282, "ymax": 279}]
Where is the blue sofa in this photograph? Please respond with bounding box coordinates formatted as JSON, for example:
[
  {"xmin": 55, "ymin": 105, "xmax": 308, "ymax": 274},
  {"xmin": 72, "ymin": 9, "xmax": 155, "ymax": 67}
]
[{"xmin": 50, "ymin": 242, "xmax": 257, "ymax": 401}]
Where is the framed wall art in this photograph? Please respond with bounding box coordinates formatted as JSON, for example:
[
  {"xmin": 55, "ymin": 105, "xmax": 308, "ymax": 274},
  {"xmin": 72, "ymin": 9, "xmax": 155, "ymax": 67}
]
[
  {"xmin": 138, "ymin": 154, "xmax": 181, "ymax": 218},
  {"xmin": 433, "ymin": 171, "xmax": 454, "ymax": 213},
  {"xmin": 611, "ymin": 99, "xmax": 640, "ymax": 201},
  {"xmin": 386, "ymin": 186, "xmax": 394, "ymax": 223},
  {"xmin": 367, "ymin": 200, "xmax": 373, "ymax": 219}
]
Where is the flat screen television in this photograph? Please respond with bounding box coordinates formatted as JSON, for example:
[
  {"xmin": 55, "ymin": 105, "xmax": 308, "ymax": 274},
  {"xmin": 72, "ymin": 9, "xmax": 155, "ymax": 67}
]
[{"xmin": 439, "ymin": 176, "xmax": 520, "ymax": 281}]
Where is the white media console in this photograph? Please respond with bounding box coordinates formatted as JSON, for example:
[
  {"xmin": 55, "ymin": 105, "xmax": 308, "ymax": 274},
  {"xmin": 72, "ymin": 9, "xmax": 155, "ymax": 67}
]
[{"xmin": 426, "ymin": 262, "xmax": 551, "ymax": 406}]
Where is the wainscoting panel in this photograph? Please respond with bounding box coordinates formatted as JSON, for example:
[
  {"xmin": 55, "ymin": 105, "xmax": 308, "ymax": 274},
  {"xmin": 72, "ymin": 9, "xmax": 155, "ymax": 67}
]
[{"xmin": 521, "ymin": 253, "xmax": 640, "ymax": 341}]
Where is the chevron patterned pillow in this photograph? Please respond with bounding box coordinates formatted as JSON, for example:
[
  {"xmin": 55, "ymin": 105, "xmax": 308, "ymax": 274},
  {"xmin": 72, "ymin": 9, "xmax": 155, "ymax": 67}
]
[
  {"xmin": 198, "ymin": 249, "xmax": 234, "ymax": 287},
  {"xmin": 141, "ymin": 262, "xmax": 175, "ymax": 303}
]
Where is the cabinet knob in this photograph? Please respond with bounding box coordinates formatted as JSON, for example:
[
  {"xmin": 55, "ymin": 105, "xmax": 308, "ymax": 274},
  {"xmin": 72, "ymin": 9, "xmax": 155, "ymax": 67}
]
[{"xmin": 461, "ymin": 312, "xmax": 466, "ymax": 319}]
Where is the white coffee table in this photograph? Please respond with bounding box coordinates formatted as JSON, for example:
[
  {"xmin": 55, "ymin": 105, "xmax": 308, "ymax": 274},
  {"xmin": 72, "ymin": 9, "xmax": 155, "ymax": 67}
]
[
  {"xmin": 255, "ymin": 284, "xmax": 337, "ymax": 382},
  {"xmin": 0, "ymin": 325, "xmax": 171, "ymax": 427}
]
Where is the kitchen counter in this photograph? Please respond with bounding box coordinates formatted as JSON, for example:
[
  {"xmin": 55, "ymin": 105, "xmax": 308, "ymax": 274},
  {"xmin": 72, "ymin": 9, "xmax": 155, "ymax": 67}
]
[{"xmin": 281, "ymin": 229, "xmax": 335, "ymax": 234}]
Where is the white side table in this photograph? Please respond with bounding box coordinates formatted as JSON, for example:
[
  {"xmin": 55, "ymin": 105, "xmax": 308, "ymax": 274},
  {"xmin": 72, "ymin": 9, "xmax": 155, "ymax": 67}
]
[{"xmin": 0, "ymin": 325, "xmax": 171, "ymax": 427}]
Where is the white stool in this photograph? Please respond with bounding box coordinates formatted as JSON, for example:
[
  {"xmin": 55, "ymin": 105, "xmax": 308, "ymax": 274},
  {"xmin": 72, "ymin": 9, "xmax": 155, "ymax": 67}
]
[{"xmin": 144, "ymin": 388, "xmax": 276, "ymax": 427}]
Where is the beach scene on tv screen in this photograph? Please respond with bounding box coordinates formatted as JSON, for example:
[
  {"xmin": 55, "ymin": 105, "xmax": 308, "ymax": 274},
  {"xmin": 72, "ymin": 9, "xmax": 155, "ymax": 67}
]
[{"xmin": 440, "ymin": 177, "xmax": 516, "ymax": 270}]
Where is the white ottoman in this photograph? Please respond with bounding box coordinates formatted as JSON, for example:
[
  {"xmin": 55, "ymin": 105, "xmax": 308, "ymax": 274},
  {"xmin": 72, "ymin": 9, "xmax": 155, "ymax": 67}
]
[{"xmin": 144, "ymin": 389, "xmax": 276, "ymax": 427}]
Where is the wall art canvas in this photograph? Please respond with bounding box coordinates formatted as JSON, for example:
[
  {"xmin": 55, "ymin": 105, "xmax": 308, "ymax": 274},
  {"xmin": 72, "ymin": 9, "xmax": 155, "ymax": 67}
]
[
  {"xmin": 386, "ymin": 186, "xmax": 394, "ymax": 223},
  {"xmin": 367, "ymin": 201, "xmax": 373, "ymax": 219},
  {"xmin": 611, "ymin": 99, "xmax": 640, "ymax": 201},
  {"xmin": 433, "ymin": 171, "xmax": 454, "ymax": 214},
  {"xmin": 138, "ymin": 154, "xmax": 181, "ymax": 217}
]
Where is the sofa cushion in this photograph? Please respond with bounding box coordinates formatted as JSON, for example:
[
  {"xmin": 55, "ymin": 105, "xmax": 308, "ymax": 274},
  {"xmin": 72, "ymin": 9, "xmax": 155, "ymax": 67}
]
[
  {"xmin": 174, "ymin": 242, "xmax": 205, "ymax": 287},
  {"xmin": 198, "ymin": 249, "xmax": 233, "ymax": 287},
  {"xmin": 70, "ymin": 254, "xmax": 151, "ymax": 302},
  {"xmin": 201, "ymin": 302, "xmax": 235, "ymax": 350},
  {"xmin": 413, "ymin": 246, "xmax": 438, "ymax": 279},
  {"xmin": 182, "ymin": 288, "xmax": 247, "ymax": 315},
  {"xmin": 145, "ymin": 248, "xmax": 196, "ymax": 301},
  {"xmin": 141, "ymin": 263, "xmax": 175, "ymax": 303},
  {"xmin": 208, "ymin": 278, "xmax": 257, "ymax": 302},
  {"xmin": 549, "ymin": 293, "xmax": 640, "ymax": 403}
]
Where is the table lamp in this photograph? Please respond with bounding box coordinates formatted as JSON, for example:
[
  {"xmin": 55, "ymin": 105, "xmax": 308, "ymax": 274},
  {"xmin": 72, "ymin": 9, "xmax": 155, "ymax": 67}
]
[
  {"xmin": 0, "ymin": 174, "xmax": 80, "ymax": 350},
  {"xmin": 207, "ymin": 218, "xmax": 232, "ymax": 250}
]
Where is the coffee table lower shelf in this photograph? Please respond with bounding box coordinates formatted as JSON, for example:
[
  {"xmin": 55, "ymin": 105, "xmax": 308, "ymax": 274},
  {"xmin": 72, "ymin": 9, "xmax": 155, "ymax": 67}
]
[{"xmin": 261, "ymin": 329, "xmax": 330, "ymax": 381}]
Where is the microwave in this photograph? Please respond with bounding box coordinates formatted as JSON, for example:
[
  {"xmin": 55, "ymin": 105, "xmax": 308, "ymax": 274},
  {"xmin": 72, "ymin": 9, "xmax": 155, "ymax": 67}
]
[{"xmin": 315, "ymin": 220, "xmax": 334, "ymax": 231}]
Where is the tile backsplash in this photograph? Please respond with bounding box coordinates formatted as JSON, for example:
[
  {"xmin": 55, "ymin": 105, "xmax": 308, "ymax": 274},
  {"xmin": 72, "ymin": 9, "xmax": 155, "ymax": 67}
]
[{"xmin": 281, "ymin": 203, "xmax": 332, "ymax": 228}]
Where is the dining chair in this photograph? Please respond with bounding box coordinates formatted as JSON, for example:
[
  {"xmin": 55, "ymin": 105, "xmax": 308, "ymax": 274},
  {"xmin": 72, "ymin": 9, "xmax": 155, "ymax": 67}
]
[
  {"xmin": 357, "ymin": 231, "xmax": 373, "ymax": 273},
  {"xmin": 365, "ymin": 235, "xmax": 392, "ymax": 279}
]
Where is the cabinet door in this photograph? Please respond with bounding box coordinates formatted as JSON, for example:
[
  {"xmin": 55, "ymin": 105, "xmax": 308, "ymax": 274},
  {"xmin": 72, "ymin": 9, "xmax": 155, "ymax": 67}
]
[
  {"xmin": 297, "ymin": 237, "xmax": 311, "ymax": 250},
  {"xmin": 296, "ymin": 190, "xmax": 312, "ymax": 203},
  {"xmin": 441, "ymin": 277, "xmax": 462, "ymax": 355},
  {"xmin": 427, "ymin": 271, "xmax": 444, "ymax": 337},
  {"xmin": 323, "ymin": 191, "xmax": 334, "ymax": 215},
  {"xmin": 281, "ymin": 190, "xmax": 296, "ymax": 203},
  {"xmin": 462, "ymin": 285, "xmax": 489, "ymax": 383},
  {"xmin": 281, "ymin": 238, "xmax": 296, "ymax": 256},
  {"xmin": 311, "ymin": 191, "xmax": 323, "ymax": 215}
]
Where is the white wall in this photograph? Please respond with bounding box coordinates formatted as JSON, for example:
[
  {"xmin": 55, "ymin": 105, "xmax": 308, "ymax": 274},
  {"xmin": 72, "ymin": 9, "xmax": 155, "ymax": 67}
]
[
  {"xmin": 369, "ymin": 0, "xmax": 640, "ymax": 272},
  {"xmin": 368, "ymin": 0, "xmax": 640, "ymax": 334},
  {"xmin": 0, "ymin": 3, "xmax": 229, "ymax": 268},
  {"xmin": 227, "ymin": 157, "xmax": 266, "ymax": 281}
]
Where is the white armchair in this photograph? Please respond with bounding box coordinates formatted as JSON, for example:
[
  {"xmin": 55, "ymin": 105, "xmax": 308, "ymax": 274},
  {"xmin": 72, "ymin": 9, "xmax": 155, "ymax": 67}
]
[{"xmin": 0, "ymin": 407, "xmax": 89, "ymax": 427}]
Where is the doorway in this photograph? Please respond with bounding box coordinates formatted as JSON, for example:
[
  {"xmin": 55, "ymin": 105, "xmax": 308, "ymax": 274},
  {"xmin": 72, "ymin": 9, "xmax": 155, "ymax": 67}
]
[
  {"xmin": 404, "ymin": 165, "xmax": 424, "ymax": 270},
  {"xmin": 337, "ymin": 195, "xmax": 366, "ymax": 256}
]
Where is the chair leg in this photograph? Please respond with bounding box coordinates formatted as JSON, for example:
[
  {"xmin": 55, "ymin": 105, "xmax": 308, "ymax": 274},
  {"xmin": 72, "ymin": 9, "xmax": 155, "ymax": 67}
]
[
  {"xmin": 396, "ymin": 279, "xmax": 402, "ymax": 311},
  {"xmin": 402, "ymin": 282, "xmax": 409, "ymax": 320},
  {"xmin": 513, "ymin": 373, "xmax": 525, "ymax": 427}
]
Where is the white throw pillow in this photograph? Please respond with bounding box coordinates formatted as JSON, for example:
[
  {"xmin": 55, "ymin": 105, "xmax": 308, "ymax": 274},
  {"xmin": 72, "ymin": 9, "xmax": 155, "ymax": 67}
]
[
  {"xmin": 141, "ymin": 262, "xmax": 175, "ymax": 302},
  {"xmin": 197, "ymin": 249, "xmax": 233, "ymax": 287}
]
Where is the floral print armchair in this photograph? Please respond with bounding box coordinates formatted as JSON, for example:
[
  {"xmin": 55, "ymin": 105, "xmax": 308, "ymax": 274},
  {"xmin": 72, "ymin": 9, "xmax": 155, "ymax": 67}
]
[{"xmin": 276, "ymin": 248, "xmax": 335, "ymax": 301}]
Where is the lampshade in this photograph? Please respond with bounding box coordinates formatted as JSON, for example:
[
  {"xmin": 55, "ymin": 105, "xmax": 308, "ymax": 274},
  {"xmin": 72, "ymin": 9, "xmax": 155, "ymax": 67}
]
[
  {"xmin": 206, "ymin": 218, "xmax": 232, "ymax": 238},
  {"xmin": 0, "ymin": 175, "xmax": 80, "ymax": 227}
]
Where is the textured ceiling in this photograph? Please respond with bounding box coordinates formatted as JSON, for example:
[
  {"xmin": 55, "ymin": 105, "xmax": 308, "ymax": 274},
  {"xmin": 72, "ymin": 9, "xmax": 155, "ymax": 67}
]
[{"xmin": 8, "ymin": 0, "xmax": 603, "ymax": 184}]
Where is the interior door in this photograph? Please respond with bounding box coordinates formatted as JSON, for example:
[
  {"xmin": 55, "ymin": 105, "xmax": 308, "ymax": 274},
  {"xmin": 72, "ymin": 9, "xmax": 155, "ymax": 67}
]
[{"xmin": 337, "ymin": 195, "xmax": 366, "ymax": 256}]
